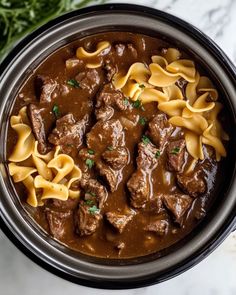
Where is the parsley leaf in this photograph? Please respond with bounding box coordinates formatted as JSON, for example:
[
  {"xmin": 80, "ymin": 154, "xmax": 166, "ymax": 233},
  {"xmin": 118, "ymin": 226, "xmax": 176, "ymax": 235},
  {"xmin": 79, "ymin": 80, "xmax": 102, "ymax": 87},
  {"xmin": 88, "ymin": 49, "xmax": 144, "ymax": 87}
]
[
  {"xmin": 155, "ymin": 150, "xmax": 161, "ymax": 158},
  {"xmin": 139, "ymin": 116, "xmax": 147, "ymax": 126},
  {"xmin": 139, "ymin": 84, "xmax": 145, "ymax": 89},
  {"xmin": 142, "ymin": 135, "xmax": 151, "ymax": 145},
  {"xmin": 88, "ymin": 149, "xmax": 95, "ymax": 155},
  {"xmin": 132, "ymin": 99, "xmax": 142, "ymax": 109},
  {"xmin": 52, "ymin": 104, "xmax": 60, "ymax": 118},
  {"xmin": 67, "ymin": 79, "xmax": 80, "ymax": 88},
  {"xmin": 85, "ymin": 199, "xmax": 94, "ymax": 206},
  {"xmin": 170, "ymin": 147, "xmax": 180, "ymax": 155},
  {"xmin": 123, "ymin": 98, "xmax": 129, "ymax": 106},
  {"xmin": 107, "ymin": 146, "xmax": 114, "ymax": 151},
  {"xmin": 85, "ymin": 158, "xmax": 94, "ymax": 169},
  {"xmin": 88, "ymin": 205, "xmax": 100, "ymax": 215}
]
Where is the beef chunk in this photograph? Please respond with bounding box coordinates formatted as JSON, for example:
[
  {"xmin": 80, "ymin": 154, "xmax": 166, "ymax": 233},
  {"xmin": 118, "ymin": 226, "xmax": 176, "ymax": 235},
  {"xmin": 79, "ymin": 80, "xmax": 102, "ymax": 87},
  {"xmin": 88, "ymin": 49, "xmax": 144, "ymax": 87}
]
[
  {"xmin": 48, "ymin": 113, "xmax": 88, "ymax": 154},
  {"xmin": 27, "ymin": 104, "xmax": 48, "ymax": 154},
  {"xmin": 102, "ymin": 147, "xmax": 129, "ymax": 170},
  {"xmin": 115, "ymin": 43, "xmax": 126, "ymax": 56},
  {"xmin": 46, "ymin": 210, "xmax": 71, "ymax": 240},
  {"xmin": 96, "ymin": 161, "xmax": 122, "ymax": 192},
  {"xmin": 80, "ymin": 178, "xmax": 108, "ymax": 209},
  {"xmin": 177, "ymin": 173, "xmax": 206, "ymax": 197},
  {"xmin": 146, "ymin": 114, "xmax": 173, "ymax": 149},
  {"xmin": 96, "ymin": 83, "xmax": 127, "ymax": 111},
  {"xmin": 95, "ymin": 105, "xmax": 114, "ymax": 121},
  {"xmin": 127, "ymin": 170, "xmax": 150, "ymax": 208},
  {"xmin": 76, "ymin": 201, "xmax": 102, "ymax": 236},
  {"xmin": 35, "ymin": 75, "xmax": 57, "ymax": 103},
  {"xmin": 127, "ymin": 43, "xmax": 138, "ymax": 58},
  {"xmin": 104, "ymin": 59, "xmax": 117, "ymax": 81},
  {"xmin": 144, "ymin": 220, "xmax": 168, "ymax": 236},
  {"xmin": 137, "ymin": 142, "xmax": 159, "ymax": 171},
  {"xmin": 162, "ymin": 194, "xmax": 192, "ymax": 223},
  {"xmin": 75, "ymin": 68, "xmax": 101, "ymax": 94},
  {"xmin": 79, "ymin": 148, "xmax": 95, "ymax": 161},
  {"xmin": 87, "ymin": 119, "xmax": 124, "ymax": 151},
  {"xmin": 167, "ymin": 139, "xmax": 186, "ymax": 172},
  {"xmin": 45, "ymin": 197, "xmax": 79, "ymax": 211},
  {"xmin": 148, "ymin": 194, "xmax": 165, "ymax": 214},
  {"xmin": 106, "ymin": 212, "xmax": 133, "ymax": 233}
]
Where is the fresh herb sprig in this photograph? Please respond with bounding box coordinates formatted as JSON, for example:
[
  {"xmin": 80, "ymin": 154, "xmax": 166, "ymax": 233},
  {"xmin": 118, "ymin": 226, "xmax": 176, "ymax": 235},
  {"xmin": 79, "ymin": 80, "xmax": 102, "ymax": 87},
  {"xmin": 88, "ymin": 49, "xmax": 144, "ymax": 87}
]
[{"xmin": 0, "ymin": 0, "xmax": 107, "ymax": 60}]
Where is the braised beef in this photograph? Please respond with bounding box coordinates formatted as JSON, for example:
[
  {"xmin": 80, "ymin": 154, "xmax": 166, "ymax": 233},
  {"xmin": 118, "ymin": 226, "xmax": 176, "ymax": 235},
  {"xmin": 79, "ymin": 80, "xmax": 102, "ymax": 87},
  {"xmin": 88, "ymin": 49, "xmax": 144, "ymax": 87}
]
[
  {"xmin": 76, "ymin": 201, "xmax": 102, "ymax": 236},
  {"xmin": 27, "ymin": 104, "xmax": 48, "ymax": 154},
  {"xmin": 80, "ymin": 178, "xmax": 108, "ymax": 209},
  {"xmin": 177, "ymin": 173, "xmax": 206, "ymax": 197},
  {"xmin": 137, "ymin": 142, "xmax": 159, "ymax": 171},
  {"xmin": 167, "ymin": 139, "xmax": 186, "ymax": 172},
  {"xmin": 144, "ymin": 220, "xmax": 168, "ymax": 236},
  {"xmin": 48, "ymin": 113, "xmax": 88, "ymax": 154},
  {"xmin": 96, "ymin": 161, "xmax": 121, "ymax": 192},
  {"xmin": 46, "ymin": 210, "xmax": 72, "ymax": 240},
  {"xmin": 87, "ymin": 119, "xmax": 124, "ymax": 151},
  {"xmin": 35, "ymin": 75, "xmax": 57, "ymax": 103},
  {"xmin": 106, "ymin": 212, "xmax": 133, "ymax": 233},
  {"xmin": 163, "ymin": 194, "xmax": 192, "ymax": 223},
  {"xmin": 148, "ymin": 194, "xmax": 165, "ymax": 214},
  {"xmin": 115, "ymin": 43, "xmax": 126, "ymax": 56},
  {"xmin": 102, "ymin": 147, "xmax": 129, "ymax": 170},
  {"xmin": 146, "ymin": 114, "xmax": 173, "ymax": 149},
  {"xmin": 45, "ymin": 197, "xmax": 79, "ymax": 211},
  {"xmin": 75, "ymin": 68, "xmax": 101, "ymax": 94},
  {"xmin": 96, "ymin": 83, "xmax": 127, "ymax": 111},
  {"xmin": 127, "ymin": 170, "xmax": 150, "ymax": 208},
  {"xmin": 103, "ymin": 59, "xmax": 117, "ymax": 81},
  {"xmin": 95, "ymin": 105, "xmax": 114, "ymax": 121}
]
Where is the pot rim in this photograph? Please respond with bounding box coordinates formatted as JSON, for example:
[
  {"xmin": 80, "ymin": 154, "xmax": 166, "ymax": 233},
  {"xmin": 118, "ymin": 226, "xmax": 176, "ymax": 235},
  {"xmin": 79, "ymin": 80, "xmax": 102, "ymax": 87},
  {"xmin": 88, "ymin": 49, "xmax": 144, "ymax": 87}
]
[{"xmin": 0, "ymin": 3, "xmax": 236, "ymax": 290}]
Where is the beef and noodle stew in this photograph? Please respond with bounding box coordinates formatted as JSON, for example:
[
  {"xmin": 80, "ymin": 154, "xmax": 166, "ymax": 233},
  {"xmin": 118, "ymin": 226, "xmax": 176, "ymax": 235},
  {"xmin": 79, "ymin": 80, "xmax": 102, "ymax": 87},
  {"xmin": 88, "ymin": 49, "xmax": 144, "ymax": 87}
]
[{"xmin": 7, "ymin": 32, "xmax": 229, "ymax": 258}]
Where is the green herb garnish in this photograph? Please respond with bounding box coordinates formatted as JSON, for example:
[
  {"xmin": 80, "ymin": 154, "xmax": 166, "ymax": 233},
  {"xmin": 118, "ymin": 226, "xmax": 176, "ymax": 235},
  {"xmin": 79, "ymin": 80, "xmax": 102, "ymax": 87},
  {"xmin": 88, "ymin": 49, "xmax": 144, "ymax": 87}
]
[
  {"xmin": 142, "ymin": 135, "xmax": 151, "ymax": 145},
  {"xmin": 107, "ymin": 146, "xmax": 114, "ymax": 151},
  {"xmin": 52, "ymin": 104, "xmax": 60, "ymax": 118},
  {"xmin": 155, "ymin": 150, "xmax": 161, "ymax": 158},
  {"xmin": 139, "ymin": 117, "xmax": 147, "ymax": 126},
  {"xmin": 85, "ymin": 199, "xmax": 94, "ymax": 206},
  {"xmin": 85, "ymin": 158, "xmax": 94, "ymax": 169},
  {"xmin": 139, "ymin": 84, "xmax": 145, "ymax": 89},
  {"xmin": 170, "ymin": 147, "xmax": 180, "ymax": 155},
  {"xmin": 123, "ymin": 98, "xmax": 129, "ymax": 106},
  {"xmin": 88, "ymin": 205, "xmax": 100, "ymax": 215},
  {"xmin": 0, "ymin": 0, "xmax": 107, "ymax": 61},
  {"xmin": 132, "ymin": 99, "xmax": 142, "ymax": 109},
  {"xmin": 88, "ymin": 149, "xmax": 94, "ymax": 155},
  {"xmin": 67, "ymin": 79, "xmax": 80, "ymax": 88}
]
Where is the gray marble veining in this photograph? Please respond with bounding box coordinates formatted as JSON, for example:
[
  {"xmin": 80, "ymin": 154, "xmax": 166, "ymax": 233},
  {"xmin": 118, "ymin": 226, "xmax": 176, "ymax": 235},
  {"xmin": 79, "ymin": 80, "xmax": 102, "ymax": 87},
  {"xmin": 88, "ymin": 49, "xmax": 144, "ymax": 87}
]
[{"xmin": 1, "ymin": 0, "xmax": 236, "ymax": 294}]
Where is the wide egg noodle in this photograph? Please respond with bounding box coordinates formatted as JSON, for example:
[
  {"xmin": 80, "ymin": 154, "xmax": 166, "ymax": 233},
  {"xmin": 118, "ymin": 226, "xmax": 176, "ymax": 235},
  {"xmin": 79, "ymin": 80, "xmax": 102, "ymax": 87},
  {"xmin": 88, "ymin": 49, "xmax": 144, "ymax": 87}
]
[
  {"xmin": 23, "ymin": 175, "xmax": 38, "ymax": 207},
  {"xmin": 158, "ymin": 100, "xmax": 186, "ymax": 117},
  {"xmin": 185, "ymin": 131, "xmax": 204, "ymax": 160},
  {"xmin": 34, "ymin": 175, "xmax": 69, "ymax": 201},
  {"xmin": 8, "ymin": 107, "xmax": 35, "ymax": 162},
  {"xmin": 8, "ymin": 162, "xmax": 37, "ymax": 183}
]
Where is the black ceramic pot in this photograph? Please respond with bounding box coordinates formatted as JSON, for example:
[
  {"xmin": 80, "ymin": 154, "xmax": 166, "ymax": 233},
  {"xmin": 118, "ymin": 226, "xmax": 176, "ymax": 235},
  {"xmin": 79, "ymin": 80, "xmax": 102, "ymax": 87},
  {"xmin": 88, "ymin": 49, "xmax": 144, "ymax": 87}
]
[{"xmin": 0, "ymin": 4, "xmax": 236, "ymax": 290}]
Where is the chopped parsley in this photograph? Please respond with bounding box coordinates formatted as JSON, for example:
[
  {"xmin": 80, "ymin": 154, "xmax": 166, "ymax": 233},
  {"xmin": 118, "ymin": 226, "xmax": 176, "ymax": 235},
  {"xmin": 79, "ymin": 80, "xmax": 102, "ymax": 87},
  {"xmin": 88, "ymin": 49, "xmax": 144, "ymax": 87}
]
[
  {"xmin": 52, "ymin": 104, "xmax": 60, "ymax": 118},
  {"xmin": 132, "ymin": 99, "xmax": 142, "ymax": 109},
  {"xmin": 139, "ymin": 84, "xmax": 145, "ymax": 89},
  {"xmin": 123, "ymin": 98, "xmax": 129, "ymax": 106},
  {"xmin": 155, "ymin": 150, "xmax": 161, "ymax": 158},
  {"xmin": 142, "ymin": 135, "xmax": 151, "ymax": 145},
  {"xmin": 85, "ymin": 199, "xmax": 94, "ymax": 206},
  {"xmin": 88, "ymin": 149, "xmax": 95, "ymax": 155},
  {"xmin": 85, "ymin": 158, "xmax": 94, "ymax": 169},
  {"xmin": 88, "ymin": 205, "xmax": 100, "ymax": 215},
  {"xmin": 170, "ymin": 147, "xmax": 180, "ymax": 155},
  {"xmin": 67, "ymin": 79, "xmax": 80, "ymax": 88},
  {"xmin": 107, "ymin": 146, "xmax": 114, "ymax": 151},
  {"xmin": 139, "ymin": 116, "xmax": 147, "ymax": 126}
]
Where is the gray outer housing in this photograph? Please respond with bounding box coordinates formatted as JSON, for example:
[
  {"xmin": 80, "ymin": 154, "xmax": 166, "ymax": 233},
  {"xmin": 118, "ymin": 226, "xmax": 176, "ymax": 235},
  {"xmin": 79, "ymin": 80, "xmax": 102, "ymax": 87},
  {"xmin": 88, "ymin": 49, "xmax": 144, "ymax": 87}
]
[{"xmin": 0, "ymin": 4, "xmax": 236, "ymax": 289}]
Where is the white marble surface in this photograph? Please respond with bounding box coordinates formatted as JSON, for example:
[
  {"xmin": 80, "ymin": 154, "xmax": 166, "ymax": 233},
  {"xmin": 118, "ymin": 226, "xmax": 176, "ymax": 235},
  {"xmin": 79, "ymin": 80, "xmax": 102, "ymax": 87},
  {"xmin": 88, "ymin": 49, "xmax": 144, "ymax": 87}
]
[{"xmin": 1, "ymin": 0, "xmax": 236, "ymax": 294}]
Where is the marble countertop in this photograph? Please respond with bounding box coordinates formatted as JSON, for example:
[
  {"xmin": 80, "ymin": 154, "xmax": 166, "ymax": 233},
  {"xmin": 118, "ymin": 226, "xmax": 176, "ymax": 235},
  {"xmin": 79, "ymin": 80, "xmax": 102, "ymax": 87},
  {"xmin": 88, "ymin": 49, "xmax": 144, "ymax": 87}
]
[{"xmin": 1, "ymin": 0, "xmax": 236, "ymax": 294}]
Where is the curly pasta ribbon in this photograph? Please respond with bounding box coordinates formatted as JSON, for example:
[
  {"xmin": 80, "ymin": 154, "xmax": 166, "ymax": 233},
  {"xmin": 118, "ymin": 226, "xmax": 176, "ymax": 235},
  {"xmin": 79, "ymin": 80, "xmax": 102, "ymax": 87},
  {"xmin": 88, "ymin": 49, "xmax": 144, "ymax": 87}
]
[
  {"xmin": 158, "ymin": 100, "xmax": 186, "ymax": 117},
  {"xmin": 8, "ymin": 107, "xmax": 35, "ymax": 162},
  {"xmin": 163, "ymin": 84, "xmax": 184, "ymax": 100},
  {"xmin": 8, "ymin": 163, "xmax": 36, "ymax": 183},
  {"xmin": 48, "ymin": 154, "xmax": 74, "ymax": 184},
  {"xmin": 76, "ymin": 41, "xmax": 111, "ymax": 68},
  {"xmin": 23, "ymin": 176, "xmax": 38, "ymax": 207},
  {"xmin": 185, "ymin": 131, "xmax": 204, "ymax": 160},
  {"xmin": 34, "ymin": 175, "xmax": 68, "ymax": 201}
]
